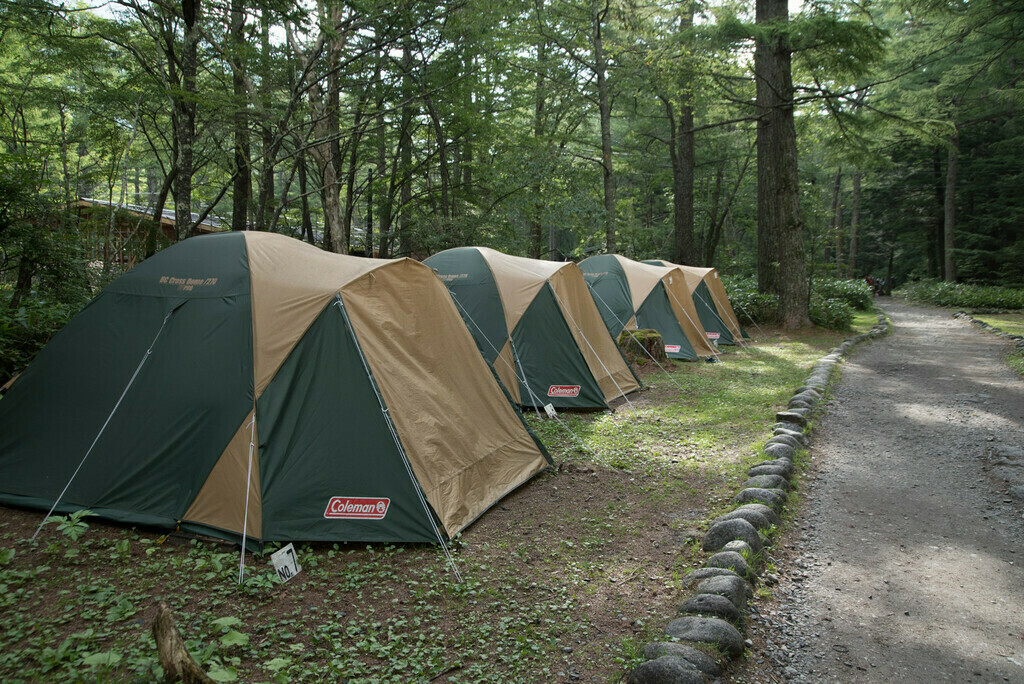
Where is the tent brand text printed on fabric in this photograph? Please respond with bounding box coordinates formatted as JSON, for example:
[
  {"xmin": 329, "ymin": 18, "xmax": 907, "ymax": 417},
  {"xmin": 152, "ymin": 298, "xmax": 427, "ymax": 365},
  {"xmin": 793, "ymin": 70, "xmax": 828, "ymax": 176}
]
[
  {"xmin": 547, "ymin": 385, "xmax": 581, "ymax": 398},
  {"xmin": 324, "ymin": 497, "xmax": 391, "ymax": 520},
  {"xmin": 665, "ymin": 345, "xmax": 682, "ymax": 353},
  {"xmin": 706, "ymin": 332, "xmax": 721, "ymax": 340},
  {"xmin": 158, "ymin": 276, "xmax": 219, "ymax": 292}
]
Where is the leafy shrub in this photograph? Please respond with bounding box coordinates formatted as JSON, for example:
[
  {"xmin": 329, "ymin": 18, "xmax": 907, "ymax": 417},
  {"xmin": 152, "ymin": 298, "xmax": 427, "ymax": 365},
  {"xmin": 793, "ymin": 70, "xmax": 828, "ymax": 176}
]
[
  {"xmin": 809, "ymin": 296, "xmax": 855, "ymax": 331},
  {"xmin": 721, "ymin": 275, "xmax": 778, "ymax": 324},
  {"xmin": 0, "ymin": 293, "xmax": 81, "ymax": 386},
  {"xmin": 811, "ymin": 277, "xmax": 873, "ymax": 310},
  {"xmin": 897, "ymin": 280, "xmax": 1024, "ymax": 310}
]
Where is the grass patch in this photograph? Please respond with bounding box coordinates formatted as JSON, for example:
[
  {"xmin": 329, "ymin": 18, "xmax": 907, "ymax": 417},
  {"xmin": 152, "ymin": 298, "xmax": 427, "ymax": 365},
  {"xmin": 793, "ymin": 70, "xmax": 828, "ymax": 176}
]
[{"xmin": 0, "ymin": 318, "xmax": 874, "ymax": 682}]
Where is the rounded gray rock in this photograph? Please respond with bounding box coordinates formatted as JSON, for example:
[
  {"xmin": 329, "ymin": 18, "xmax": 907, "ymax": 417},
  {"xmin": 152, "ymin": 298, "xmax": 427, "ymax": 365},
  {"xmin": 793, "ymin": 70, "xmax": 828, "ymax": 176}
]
[
  {"xmin": 767, "ymin": 434, "xmax": 802, "ymax": 450},
  {"xmin": 683, "ymin": 566, "xmax": 741, "ymax": 588},
  {"xmin": 642, "ymin": 643, "xmax": 721, "ymax": 676},
  {"xmin": 748, "ymin": 463, "xmax": 792, "ymax": 478},
  {"xmin": 705, "ymin": 550, "xmax": 755, "ymax": 579},
  {"xmin": 744, "ymin": 474, "xmax": 790, "ymax": 491},
  {"xmin": 723, "ymin": 539, "xmax": 754, "ymax": 557},
  {"xmin": 679, "ymin": 593, "xmax": 744, "ymax": 625},
  {"xmin": 793, "ymin": 387, "xmax": 822, "ymax": 399},
  {"xmin": 625, "ymin": 656, "xmax": 706, "ymax": 684},
  {"xmin": 762, "ymin": 442, "xmax": 796, "ymax": 460},
  {"xmin": 775, "ymin": 411, "xmax": 808, "ymax": 427},
  {"xmin": 711, "ymin": 508, "xmax": 772, "ymax": 532},
  {"xmin": 665, "ymin": 616, "xmax": 745, "ymax": 659},
  {"xmin": 732, "ymin": 502, "xmax": 781, "ymax": 526},
  {"xmin": 696, "ymin": 573, "xmax": 752, "ymax": 610},
  {"xmin": 733, "ymin": 487, "xmax": 786, "ymax": 511},
  {"xmin": 772, "ymin": 427, "xmax": 808, "ymax": 445},
  {"xmin": 703, "ymin": 517, "xmax": 763, "ymax": 555},
  {"xmin": 773, "ymin": 421, "xmax": 804, "ymax": 433}
]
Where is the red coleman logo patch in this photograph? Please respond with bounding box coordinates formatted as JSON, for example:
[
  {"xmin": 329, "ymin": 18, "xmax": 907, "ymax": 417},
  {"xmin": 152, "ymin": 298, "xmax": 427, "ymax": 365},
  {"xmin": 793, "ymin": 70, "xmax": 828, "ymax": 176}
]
[
  {"xmin": 706, "ymin": 332, "xmax": 721, "ymax": 340},
  {"xmin": 547, "ymin": 385, "xmax": 581, "ymax": 398},
  {"xmin": 665, "ymin": 345, "xmax": 681, "ymax": 353},
  {"xmin": 324, "ymin": 497, "xmax": 390, "ymax": 520}
]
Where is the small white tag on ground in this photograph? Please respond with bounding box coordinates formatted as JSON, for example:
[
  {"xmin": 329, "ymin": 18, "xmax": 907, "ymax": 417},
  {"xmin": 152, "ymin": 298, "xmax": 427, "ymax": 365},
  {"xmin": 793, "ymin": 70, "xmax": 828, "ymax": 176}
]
[
  {"xmin": 270, "ymin": 543, "xmax": 302, "ymax": 582},
  {"xmin": 544, "ymin": 403, "xmax": 557, "ymax": 419}
]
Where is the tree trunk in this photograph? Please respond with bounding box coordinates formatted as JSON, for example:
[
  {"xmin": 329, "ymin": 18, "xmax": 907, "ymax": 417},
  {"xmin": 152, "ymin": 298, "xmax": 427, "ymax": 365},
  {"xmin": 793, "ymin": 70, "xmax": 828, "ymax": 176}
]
[
  {"xmin": 848, "ymin": 171, "xmax": 860, "ymax": 278},
  {"xmin": 755, "ymin": 0, "xmax": 809, "ymax": 327},
  {"xmin": 931, "ymin": 147, "xmax": 944, "ymax": 279},
  {"xmin": 829, "ymin": 168, "xmax": 842, "ymax": 277},
  {"xmin": 670, "ymin": 4, "xmax": 697, "ymax": 266},
  {"xmin": 146, "ymin": 168, "xmax": 177, "ymax": 258},
  {"xmin": 297, "ymin": 148, "xmax": 314, "ymax": 244},
  {"xmin": 231, "ymin": 0, "xmax": 250, "ymax": 232},
  {"xmin": 593, "ymin": 0, "xmax": 615, "ymax": 253},
  {"xmin": 365, "ymin": 170, "xmax": 373, "ymax": 256},
  {"xmin": 529, "ymin": 37, "xmax": 547, "ymax": 260},
  {"xmin": 398, "ymin": 38, "xmax": 414, "ymax": 257},
  {"xmin": 152, "ymin": 601, "xmax": 215, "ymax": 684},
  {"xmin": 943, "ymin": 128, "xmax": 958, "ymax": 282},
  {"xmin": 174, "ymin": 0, "xmax": 201, "ymax": 239}
]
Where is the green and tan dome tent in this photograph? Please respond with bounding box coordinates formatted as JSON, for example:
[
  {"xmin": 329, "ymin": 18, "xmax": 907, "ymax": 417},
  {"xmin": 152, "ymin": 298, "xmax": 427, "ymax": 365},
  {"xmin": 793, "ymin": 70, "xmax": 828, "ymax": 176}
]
[
  {"xmin": 0, "ymin": 232, "xmax": 551, "ymax": 547},
  {"xmin": 423, "ymin": 247, "xmax": 640, "ymax": 410},
  {"xmin": 644, "ymin": 261, "xmax": 749, "ymax": 345},
  {"xmin": 579, "ymin": 255, "xmax": 718, "ymax": 360}
]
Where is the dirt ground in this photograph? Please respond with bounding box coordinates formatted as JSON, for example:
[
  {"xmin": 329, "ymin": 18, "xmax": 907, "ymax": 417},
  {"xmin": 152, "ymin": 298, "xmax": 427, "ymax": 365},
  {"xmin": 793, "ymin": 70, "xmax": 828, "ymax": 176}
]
[{"xmin": 731, "ymin": 298, "xmax": 1024, "ymax": 683}]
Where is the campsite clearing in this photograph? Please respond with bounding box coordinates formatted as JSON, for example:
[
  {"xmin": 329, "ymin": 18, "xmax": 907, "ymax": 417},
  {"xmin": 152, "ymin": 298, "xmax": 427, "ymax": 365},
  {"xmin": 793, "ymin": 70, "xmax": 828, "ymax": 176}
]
[{"xmin": 0, "ymin": 316, "xmax": 874, "ymax": 682}]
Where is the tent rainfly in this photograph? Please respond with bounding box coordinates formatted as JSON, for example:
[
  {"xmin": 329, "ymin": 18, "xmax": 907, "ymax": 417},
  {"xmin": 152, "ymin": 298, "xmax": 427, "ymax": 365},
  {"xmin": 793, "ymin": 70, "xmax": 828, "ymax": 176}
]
[
  {"xmin": 0, "ymin": 232, "xmax": 552, "ymax": 546},
  {"xmin": 579, "ymin": 255, "xmax": 718, "ymax": 360},
  {"xmin": 644, "ymin": 261, "xmax": 748, "ymax": 344},
  {"xmin": 424, "ymin": 247, "xmax": 641, "ymax": 410}
]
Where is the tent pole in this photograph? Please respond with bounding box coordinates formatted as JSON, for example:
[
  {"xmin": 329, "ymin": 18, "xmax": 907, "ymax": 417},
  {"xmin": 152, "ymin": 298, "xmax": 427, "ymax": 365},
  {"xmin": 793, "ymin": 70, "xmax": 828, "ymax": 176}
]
[
  {"xmin": 32, "ymin": 307, "xmax": 177, "ymax": 541},
  {"xmin": 332, "ymin": 296, "xmax": 463, "ymax": 583},
  {"xmin": 237, "ymin": 413, "xmax": 257, "ymax": 584}
]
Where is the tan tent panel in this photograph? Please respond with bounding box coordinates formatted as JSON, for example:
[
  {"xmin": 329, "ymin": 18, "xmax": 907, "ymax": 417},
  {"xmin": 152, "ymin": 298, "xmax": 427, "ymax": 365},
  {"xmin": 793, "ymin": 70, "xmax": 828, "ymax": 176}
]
[
  {"xmin": 473, "ymin": 247, "xmax": 551, "ymax": 333},
  {"xmin": 545, "ymin": 266, "xmax": 641, "ymax": 401},
  {"xmin": 184, "ymin": 409, "xmax": 262, "ymax": 538},
  {"xmin": 245, "ymin": 233, "xmax": 387, "ymax": 398},
  {"xmin": 494, "ymin": 342, "xmax": 522, "ymax": 405},
  {"xmin": 674, "ymin": 265, "xmax": 744, "ymax": 341},
  {"xmin": 613, "ymin": 257, "xmax": 717, "ymax": 357},
  {"xmin": 697, "ymin": 268, "xmax": 745, "ymax": 340},
  {"xmin": 340, "ymin": 260, "xmax": 549, "ymax": 536}
]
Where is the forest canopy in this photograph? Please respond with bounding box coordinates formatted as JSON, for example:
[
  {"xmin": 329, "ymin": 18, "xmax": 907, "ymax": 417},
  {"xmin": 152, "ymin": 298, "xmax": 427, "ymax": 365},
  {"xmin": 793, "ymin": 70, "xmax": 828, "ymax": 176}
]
[{"xmin": 0, "ymin": 0, "xmax": 1021, "ymax": 371}]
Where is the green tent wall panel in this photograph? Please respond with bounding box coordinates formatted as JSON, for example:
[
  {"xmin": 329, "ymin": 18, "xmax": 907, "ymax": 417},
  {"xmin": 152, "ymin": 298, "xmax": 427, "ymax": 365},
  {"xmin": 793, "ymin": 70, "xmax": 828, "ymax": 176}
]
[
  {"xmin": 579, "ymin": 255, "xmax": 699, "ymax": 360},
  {"xmin": 256, "ymin": 302, "xmax": 435, "ymax": 543},
  {"xmin": 510, "ymin": 284, "xmax": 607, "ymax": 409},
  {"xmin": 425, "ymin": 247, "xmax": 639, "ymax": 410}
]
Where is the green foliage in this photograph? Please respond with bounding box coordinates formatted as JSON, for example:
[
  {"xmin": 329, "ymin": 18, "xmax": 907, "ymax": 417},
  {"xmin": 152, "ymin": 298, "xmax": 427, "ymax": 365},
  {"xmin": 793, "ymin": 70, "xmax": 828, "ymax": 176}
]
[
  {"xmin": 808, "ymin": 297, "xmax": 855, "ymax": 331},
  {"xmin": 44, "ymin": 509, "xmax": 95, "ymax": 541},
  {"xmin": 897, "ymin": 280, "xmax": 1024, "ymax": 310},
  {"xmin": 720, "ymin": 275, "xmax": 778, "ymax": 325},
  {"xmin": 811, "ymin": 277, "xmax": 873, "ymax": 311}
]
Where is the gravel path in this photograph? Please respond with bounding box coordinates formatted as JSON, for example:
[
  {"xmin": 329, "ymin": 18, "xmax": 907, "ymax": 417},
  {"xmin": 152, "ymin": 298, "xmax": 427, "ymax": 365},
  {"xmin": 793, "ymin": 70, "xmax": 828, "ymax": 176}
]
[{"xmin": 737, "ymin": 298, "xmax": 1024, "ymax": 683}]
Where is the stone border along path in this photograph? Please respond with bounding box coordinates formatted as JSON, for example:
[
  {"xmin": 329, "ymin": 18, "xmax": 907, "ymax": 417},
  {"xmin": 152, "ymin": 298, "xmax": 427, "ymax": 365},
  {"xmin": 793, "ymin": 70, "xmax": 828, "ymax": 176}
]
[
  {"xmin": 624, "ymin": 312, "xmax": 892, "ymax": 684},
  {"xmin": 953, "ymin": 311, "xmax": 1024, "ymax": 354}
]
